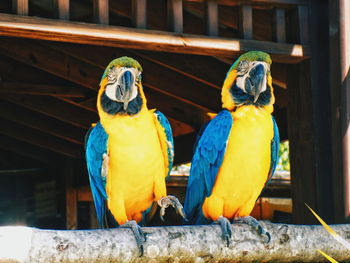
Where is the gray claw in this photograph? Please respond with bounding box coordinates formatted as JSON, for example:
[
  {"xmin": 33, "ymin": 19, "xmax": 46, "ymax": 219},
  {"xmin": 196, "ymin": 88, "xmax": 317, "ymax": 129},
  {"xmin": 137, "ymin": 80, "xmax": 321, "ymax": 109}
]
[
  {"xmin": 158, "ymin": 195, "xmax": 187, "ymax": 221},
  {"xmin": 213, "ymin": 216, "xmax": 232, "ymax": 247},
  {"xmin": 234, "ymin": 216, "xmax": 271, "ymax": 243},
  {"xmin": 120, "ymin": 220, "xmax": 146, "ymax": 256}
]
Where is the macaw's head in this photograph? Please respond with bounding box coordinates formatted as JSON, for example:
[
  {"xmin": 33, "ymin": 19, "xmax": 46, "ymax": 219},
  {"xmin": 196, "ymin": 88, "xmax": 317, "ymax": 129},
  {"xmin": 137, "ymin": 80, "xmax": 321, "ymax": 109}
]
[
  {"xmin": 221, "ymin": 51, "xmax": 274, "ymax": 111},
  {"xmin": 98, "ymin": 56, "xmax": 144, "ymax": 115}
]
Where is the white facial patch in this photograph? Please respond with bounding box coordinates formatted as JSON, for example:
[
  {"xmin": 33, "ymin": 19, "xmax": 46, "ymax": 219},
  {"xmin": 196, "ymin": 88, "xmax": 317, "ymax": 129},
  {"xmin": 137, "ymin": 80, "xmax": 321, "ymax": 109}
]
[
  {"xmin": 105, "ymin": 67, "xmax": 141, "ymax": 102},
  {"xmin": 236, "ymin": 61, "xmax": 269, "ymax": 93}
]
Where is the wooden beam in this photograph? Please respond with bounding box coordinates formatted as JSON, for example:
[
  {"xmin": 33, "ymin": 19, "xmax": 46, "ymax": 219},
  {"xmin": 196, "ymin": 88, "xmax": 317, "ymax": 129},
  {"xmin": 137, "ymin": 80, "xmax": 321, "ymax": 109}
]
[
  {"xmin": 133, "ymin": 50, "xmax": 225, "ymax": 89},
  {"xmin": 54, "ymin": 0, "xmax": 69, "ymax": 20},
  {"xmin": 0, "ymin": 117, "xmax": 83, "ymax": 158},
  {"xmin": 64, "ymin": 159, "xmax": 78, "ymax": 230},
  {"xmin": 0, "ymin": 134, "xmax": 57, "ymax": 164},
  {"xmin": 0, "ymin": 14, "xmax": 309, "ymax": 62},
  {"xmin": 305, "ymin": 0, "xmax": 334, "ymax": 223},
  {"xmin": 0, "ymin": 100, "xmax": 86, "ymax": 145},
  {"xmin": 297, "ymin": 5, "xmax": 309, "ymax": 44},
  {"xmin": 0, "ymin": 39, "xmax": 208, "ymax": 129},
  {"xmin": 287, "ymin": 61, "xmax": 318, "ymax": 224},
  {"xmin": 112, "ymin": 0, "xmax": 223, "ymax": 37},
  {"xmin": 93, "ymin": 0, "xmax": 109, "ymax": 25},
  {"xmin": 3, "ymin": 94, "xmax": 97, "ymax": 129},
  {"xmin": 0, "ymin": 168, "xmax": 45, "ymax": 176},
  {"xmin": 0, "ymin": 54, "xmax": 81, "ymax": 88},
  {"xmin": 168, "ymin": 118, "xmax": 195, "ymax": 136},
  {"xmin": 132, "ymin": 0, "xmax": 147, "ymax": 29},
  {"xmin": 48, "ymin": 42, "xmax": 221, "ymax": 111},
  {"xmin": 183, "ymin": 0, "xmax": 308, "ymax": 5},
  {"xmin": 285, "ymin": 1, "xmax": 334, "ymax": 224},
  {"xmin": 273, "ymin": 8, "xmax": 286, "ymax": 43},
  {"xmin": 0, "ymin": 39, "xmax": 100, "ymax": 91},
  {"xmin": 58, "ymin": 97, "xmax": 96, "ymax": 113},
  {"xmin": 49, "ymin": 39, "xmax": 223, "ymax": 91},
  {"xmin": 206, "ymin": 0, "xmax": 218, "ymax": 36},
  {"xmin": 240, "ymin": 5, "xmax": 253, "ymax": 40},
  {"xmin": 0, "ymin": 82, "xmax": 87, "ymax": 97},
  {"xmin": 168, "ymin": 0, "xmax": 183, "ymax": 33},
  {"xmin": 329, "ymin": 0, "xmax": 350, "ymax": 223},
  {"xmin": 145, "ymin": 87, "xmax": 211, "ymax": 130},
  {"xmin": 12, "ymin": 0, "xmax": 28, "ymax": 15},
  {"xmin": 77, "ymin": 186, "xmax": 92, "ymax": 202}
]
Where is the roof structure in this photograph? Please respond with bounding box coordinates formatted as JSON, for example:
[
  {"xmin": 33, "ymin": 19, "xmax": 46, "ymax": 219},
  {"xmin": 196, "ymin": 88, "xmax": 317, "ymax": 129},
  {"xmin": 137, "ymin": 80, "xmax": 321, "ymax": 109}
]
[{"xmin": 0, "ymin": 0, "xmax": 348, "ymax": 228}]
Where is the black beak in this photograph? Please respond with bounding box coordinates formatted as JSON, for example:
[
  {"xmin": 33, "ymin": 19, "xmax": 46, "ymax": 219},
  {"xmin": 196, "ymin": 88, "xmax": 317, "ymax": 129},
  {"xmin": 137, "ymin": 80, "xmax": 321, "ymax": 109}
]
[
  {"xmin": 245, "ymin": 64, "xmax": 266, "ymax": 103},
  {"xmin": 116, "ymin": 70, "xmax": 134, "ymax": 110}
]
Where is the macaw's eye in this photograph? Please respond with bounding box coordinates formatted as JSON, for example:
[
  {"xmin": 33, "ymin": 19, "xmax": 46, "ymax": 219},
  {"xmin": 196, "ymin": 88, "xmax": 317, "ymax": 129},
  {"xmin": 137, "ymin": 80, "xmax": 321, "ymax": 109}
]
[{"xmin": 237, "ymin": 60, "xmax": 250, "ymax": 74}]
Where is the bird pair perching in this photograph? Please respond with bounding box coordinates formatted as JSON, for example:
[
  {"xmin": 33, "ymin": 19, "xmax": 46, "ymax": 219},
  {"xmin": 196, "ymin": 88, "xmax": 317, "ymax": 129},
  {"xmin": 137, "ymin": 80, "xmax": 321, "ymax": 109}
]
[{"xmin": 85, "ymin": 51, "xmax": 280, "ymax": 255}]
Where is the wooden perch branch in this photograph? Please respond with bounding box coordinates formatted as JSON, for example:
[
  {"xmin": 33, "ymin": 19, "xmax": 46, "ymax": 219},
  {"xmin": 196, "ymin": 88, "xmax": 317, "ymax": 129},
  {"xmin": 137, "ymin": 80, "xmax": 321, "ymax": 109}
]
[{"xmin": 1, "ymin": 222, "xmax": 350, "ymax": 262}]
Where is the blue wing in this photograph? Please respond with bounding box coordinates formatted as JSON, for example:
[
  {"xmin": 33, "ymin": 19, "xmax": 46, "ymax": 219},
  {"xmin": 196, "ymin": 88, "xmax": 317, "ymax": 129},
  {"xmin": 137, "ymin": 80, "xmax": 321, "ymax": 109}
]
[
  {"xmin": 154, "ymin": 110, "xmax": 174, "ymax": 176},
  {"xmin": 266, "ymin": 116, "xmax": 280, "ymax": 184},
  {"xmin": 184, "ymin": 110, "xmax": 233, "ymax": 224},
  {"xmin": 85, "ymin": 122, "xmax": 108, "ymax": 227}
]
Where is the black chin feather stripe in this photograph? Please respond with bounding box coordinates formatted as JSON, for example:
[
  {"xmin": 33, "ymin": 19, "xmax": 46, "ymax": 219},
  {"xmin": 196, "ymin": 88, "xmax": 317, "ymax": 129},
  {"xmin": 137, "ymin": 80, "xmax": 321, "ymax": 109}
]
[
  {"xmin": 230, "ymin": 84, "xmax": 272, "ymax": 107},
  {"xmin": 101, "ymin": 92, "xmax": 143, "ymax": 115}
]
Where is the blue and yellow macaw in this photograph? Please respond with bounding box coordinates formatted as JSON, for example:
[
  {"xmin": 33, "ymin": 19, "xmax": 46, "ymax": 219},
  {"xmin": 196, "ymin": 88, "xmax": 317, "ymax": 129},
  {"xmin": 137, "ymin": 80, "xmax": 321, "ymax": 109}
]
[
  {"xmin": 85, "ymin": 57, "xmax": 185, "ymax": 254},
  {"xmin": 184, "ymin": 51, "xmax": 280, "ymax": 244}
]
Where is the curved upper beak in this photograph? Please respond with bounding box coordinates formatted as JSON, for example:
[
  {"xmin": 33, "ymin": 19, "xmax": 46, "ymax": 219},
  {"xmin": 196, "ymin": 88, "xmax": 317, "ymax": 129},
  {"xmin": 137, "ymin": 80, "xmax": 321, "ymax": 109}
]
[
  {"xmin": 247, "ymin": 64, "xmax": 267, "ymax": 103},
  {"xmin": 116, "ymin": 70, "xmax": 134, "ymax": 110}
]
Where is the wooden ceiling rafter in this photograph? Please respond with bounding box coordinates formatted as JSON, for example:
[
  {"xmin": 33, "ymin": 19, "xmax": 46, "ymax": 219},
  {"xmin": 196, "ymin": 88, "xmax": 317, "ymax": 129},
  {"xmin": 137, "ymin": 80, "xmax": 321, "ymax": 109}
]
[
  {"xmin": 0, "ymin": 0, "xmax": 298, "ymax": 163},
  {"xmin": 47, "ymin": 42, "xmax": 221, "ymax": 112},
  {"xmin": 0, "ymin": 54, "xmax": 90, "ymax": 92},
  {"xmin": 0, "ymin": 39, "xmax": 217, "ymax": 128},
  {"xmin": 0, "ymin": 99, "xmax": 86, "ymax": 145},
  {"xmin": 0, "ymin": 38, "xmax": 100, "ymax": 91},
  {"xmin": 0, "ymin": 117, "xmax": 83, "ymax": 158},
  {"xmin": 0, "ymin": 14, "xmax": 308, "ymax": 63},
  {"xmin": 9, "ymin": 0, "xmax": 289, "ymax": 89},
  {"xmin": 0, "ymin": 81, "xmax": 87, "ymax": 97},
  {"xmin": 129, "ymin": 50, "xmax": 223, "ymax": 90},
  {"xmin": 0, "ymin": 46, "xmax": 206, "ymax": 136},
  {"xmin": 145, "ymin": 87, "xmax": 211, "ymax": 130},
  {"xmin": 3, "ymin": 94, "xmax": 97, "ymax": 129},
  {"xmin": 0, "ymin": 134, "xmax": 58, "ymax": 165}
]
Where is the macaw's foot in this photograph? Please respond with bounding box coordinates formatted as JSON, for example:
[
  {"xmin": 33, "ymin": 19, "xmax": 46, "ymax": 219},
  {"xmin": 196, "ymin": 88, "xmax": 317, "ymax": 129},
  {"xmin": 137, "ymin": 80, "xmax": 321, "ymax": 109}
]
[
  {"xmin": 158, "ymin": 195, "xmax": 186, "ymax": 221},
  {"xmin": 120, "ymin": 220, "xmax": 146, "ymax": 256},
  {"xmin": 213, "ymin": 216, "xmax": 232, "ymax": 247},
  {"xmin": 234, "ymin": 216, "xmax": 271, "ymax": 243}
]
